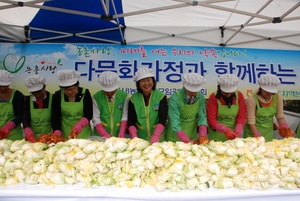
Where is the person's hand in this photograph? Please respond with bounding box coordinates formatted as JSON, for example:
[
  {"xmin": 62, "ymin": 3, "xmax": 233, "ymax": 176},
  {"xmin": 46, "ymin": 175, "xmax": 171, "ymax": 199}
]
[
  {"xmin": 95, "ymin": 123, "xmax": 111, "ymax": 138},
  {"xmin": 0, "ymin": 121, "xmax": 16, "ymax": 139},
  {"xmin": 117, "ymin": 121, "xmax": 127, "ymax": 138},
  {"xmin": 215, "ymin": 123, "xmax": 229, "ymax": 133},
  {"xmin": 0, "ymin": 128, "xmax": 9, "ymax": 139},
  {"xmin": 278, "ymin": 127, "xmax": 294, "ymax": 138},
  {"xmin": 53, "ymin": 130, "xmax": 62, "ymax": 136},
  {"xmin": 253, "ymin": 132, "xmax": 262, "ymax": 138},
  {"xmin": 69, "ymin": 129, "xmax": 79, "ymax": 139},
  {"xmin": 150, "ymin": 124, "xmax": 164, "ymax": 144},
  {"xmin": 278, "ymin": 123, "xmax": 294, "ymax": 138},
  {"xmin": 176, "ymin": 130, "xmax": 193, "ymax": 143},
  {"xmin": 198, "ymin": 125, "xmax": 207, "ymax": 137},
  {"xmin": 150, "ymin": 135, "xmax": 160, "ymax": 144},
  {"xmin": 24, "ymin": 127, "xmax": 36, "ymax": 143},
  {"xmin": 198, "ymin": 136, "xmax": 210, "ymax": 144},
  {"xmin": 128, "ymin": 126, "xmax": 138, "ymax": 139},
  {"xmin": 234, "ymin": 124, "xmax": 243, "ymax": 137},
  {"xmin": 224, "ymin": 128, "xmax": 236, "ymax": 140},
  {"xmin": 72, "ymin": 118, "xmax": 89, "ymax": 134}
]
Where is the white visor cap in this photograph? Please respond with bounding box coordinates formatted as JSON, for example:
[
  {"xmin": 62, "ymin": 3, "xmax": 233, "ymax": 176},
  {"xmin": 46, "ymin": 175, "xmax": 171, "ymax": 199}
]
[
  {"xmin": 217, "ymin": 74, "xmax": 239, "ymax": 93},
  {"xmin": 57, "ymin": 69, "xmax": 80, "ymax": 87},
  {"xmin": 0, "ymin": 70, "xmax": 14, "ymax": 86},
  {"xmin": 258, "ymin": 74, "xmax": 281, "ymax": 93},
  {"xmin": 182, "ymin": 73, "xmax": 206, "ymax": 92},
  {"xmin": 24, "ymin": 74, "xmax": 46, "ymax": 92},
  {"xmin": 133, "ymin": 67, "xmax": 154, "ymax": 82},
  {"xmin": 98, "ymin": 71, "xmax": 120, "ymax": 92}
]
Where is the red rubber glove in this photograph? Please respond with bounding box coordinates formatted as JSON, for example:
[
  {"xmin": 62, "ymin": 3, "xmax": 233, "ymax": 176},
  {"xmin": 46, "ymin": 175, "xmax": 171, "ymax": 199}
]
[
  {"xmin": 253, "ymin": 132, "xmax": 262, "ymax": 138},
  {"xmin": 24, "ymin": 127, "xmax": 36, "ymax": 143},
  {"xmin": 150, "ymin": 124, "xmax": 164, "ymax": 144},
  {"xmin": 72, "ymin": 117, "xmax": 89, "ymax": 134},
  {"xmin": 224, "ymin": 128, "xmax": 236, "ymax": 140},
  {"xmin": 128, "ymin": 126, "xmax": 138, "ymax": 139},
  {"xmin": 198, "ymin": 125, "xmax": 207, "ymax": 137},
  {"xmin": 53, "ymin": 130, "xmax": 62, "ymax": 136},
  {"xmin": 176, "ymin": 130, "xmax": 194, "ymax": 143},
  {"xmin": 95, "ymin": 123, "xmax": 111, "ymax": 138},
  {"xmin": 118, "ymin": 121, "xmax": 127, "ymax": 138},
  {"xmin": 0, "ymin": 121, "xmax": 16, "ymax": 139},
  {"xmin": 234, "ymin": 124, "xmax": 243, "ymax": 137}
]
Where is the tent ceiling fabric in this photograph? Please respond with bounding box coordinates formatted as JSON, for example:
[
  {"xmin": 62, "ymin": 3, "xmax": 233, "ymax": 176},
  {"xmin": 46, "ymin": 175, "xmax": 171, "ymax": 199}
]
[
  {"xmin": 0, "ymin": 0, "xmax": 299, "ymax": 50},
  {"xmin": 122, "ymin": 0, "xmax": 300, "ymax": 50}
]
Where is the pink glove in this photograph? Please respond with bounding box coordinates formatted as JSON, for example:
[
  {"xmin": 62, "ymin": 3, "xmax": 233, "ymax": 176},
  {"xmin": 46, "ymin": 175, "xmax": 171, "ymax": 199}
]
[
  {"xmin": 215, "ymin": 123, "xmax": 229, "ymax": 133},
  {"xmin": 128, "ymin": 126, "xmax": 138, "ymax": 138},
  {"xmin": 150, "ymin": 124, "xmax": 164, "ymax": 144},
  {"xmin": 2, "ymin": 121, "xmax": 16, "ymax": 133},
  {"xmin": 0, "ymin": 121, "xmax": 16, "ymax": 139},
  {"xmin": 176, "ymin": 130, "xmax": 194, "ymax": 143},
  {"xmin": 118, "ymin": 121, "xmax": 127, "ymax": 138},
  {"xmin": 95, "ymin": 123, "xmax": 111, "ymax": 138},
  {"xmin": 24, "ymin": 127, "xmax": 36, "ymax": 143},
  {"xmin": 53, "ymin": 130, "xmax": 62, "ymax": 136},
  {"xmin": 224, "ymin": 128, "xmax": 236, "ymax": 140},
  {"xmin": 279, "ymin": 123, "xmax": 289, "ymax": 128},
  {"xmin": 234, "ymin": 124, "xmax": 243, "ymax": 137},
  {"xmin": 198, "ymin": 125, "xmax": 207, "ymax": 137},
  {"xmin": 72, "ymin": 117, "xmax": 89, "ymax": 134},
  {"xmin": 253, "ymin": 132, "xmax": 262, "ymax": 138}
]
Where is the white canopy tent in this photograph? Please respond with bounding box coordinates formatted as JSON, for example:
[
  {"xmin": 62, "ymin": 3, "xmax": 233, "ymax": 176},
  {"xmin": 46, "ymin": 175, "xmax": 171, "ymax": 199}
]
[
  {"xmin": 0, "ymin": 0, "xmax": 299, "ymax": 50},
  {"xmin": 122, "ymin": 0, "xmax": 300, "ymax": 50}
]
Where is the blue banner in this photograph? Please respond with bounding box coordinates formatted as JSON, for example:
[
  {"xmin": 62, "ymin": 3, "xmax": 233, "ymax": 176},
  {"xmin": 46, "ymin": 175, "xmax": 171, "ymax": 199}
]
[{"xmin": 0, "ymin": 44, "xmax": 299, "ymax": 99}]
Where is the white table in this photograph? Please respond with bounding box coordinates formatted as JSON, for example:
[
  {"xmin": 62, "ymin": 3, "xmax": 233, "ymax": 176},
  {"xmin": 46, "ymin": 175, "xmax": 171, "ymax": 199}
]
[{"xmin": 1, "ymin": 183, "xmax": 300, "ymax": 201}]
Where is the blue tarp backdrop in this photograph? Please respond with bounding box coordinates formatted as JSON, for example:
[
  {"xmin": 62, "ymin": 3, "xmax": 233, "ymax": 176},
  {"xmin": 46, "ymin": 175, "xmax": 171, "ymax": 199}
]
[{"xmin": 29, "ymin": 0, "xmax": 125, "ymax": 43}]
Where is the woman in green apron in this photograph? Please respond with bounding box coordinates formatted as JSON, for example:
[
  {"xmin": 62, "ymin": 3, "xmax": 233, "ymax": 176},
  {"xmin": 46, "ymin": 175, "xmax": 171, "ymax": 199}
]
[
  {"xmin": 51, "ymin": 69, "xmax": 93, "ymax": 139},
  {"xmin": 206, "ymin": 74, "xmax": 246, "ymax": 142},
  {"xmin": 23, "ymin": 75, "xmax": 53, "ymax": 142},
  {"xmin": 0, "ymin": 70, "xmax": 24, "ymax": 141},
  {"xmin": 92, "ymin": 71, "xmax": 129, "ymax": 138},
  {"xmin": 127, "ymin": 67, "xmax": 168, "ymax": 144},
  {"xmin": 166, "ymin": 73, "xmax": 208, "ymax": 143},
  {"xmin": 244, "ymin": 74, "xmax": 294, "ymax": 142}
]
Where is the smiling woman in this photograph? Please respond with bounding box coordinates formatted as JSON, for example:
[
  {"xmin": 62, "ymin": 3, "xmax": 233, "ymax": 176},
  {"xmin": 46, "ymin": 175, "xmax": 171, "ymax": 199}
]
[{"xmin": 127, "ymin": 67, "xmax": 168, "ymax": 144}]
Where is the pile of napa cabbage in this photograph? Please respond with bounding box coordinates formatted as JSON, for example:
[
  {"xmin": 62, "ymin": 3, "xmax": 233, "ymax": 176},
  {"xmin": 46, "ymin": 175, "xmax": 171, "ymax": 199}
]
[{"xmin": 0, "ymin": 137, "xmax": 300, "ymax": 192}]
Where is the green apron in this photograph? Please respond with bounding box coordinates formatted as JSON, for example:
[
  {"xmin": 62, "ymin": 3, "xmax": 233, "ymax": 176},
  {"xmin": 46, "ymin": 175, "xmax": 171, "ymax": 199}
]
[
  {"xmin": 208, "ymin": 91, "xmax": 239, "ymax": 142},
  {"xmin": 130, "ymin": 90, "xmax": 165, "ymax": 142},
  {"xmin": 295, "ymin": 121, "xmax": 300, "ymax": 138},
  {"xmin": 0, "ymin": 90, "xmax": 23, "ymax": 141},
  {"xmin": 93, "ymin": 89, "xmax": 128, "ymax": 137},
  {"xmin": 244, "ymin": 93, "xmax": 277, "ymax": 142},
  {"xmin": 30, "ymin": 94, "xmax": 52, "ymax": 138},
  {"xmin": 166, "ymin": 91, "xmax": 199, "ymax": 142},
  {"xmin": 61, "ymin": 88, "xmax": 91, "ymax": 139}
]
